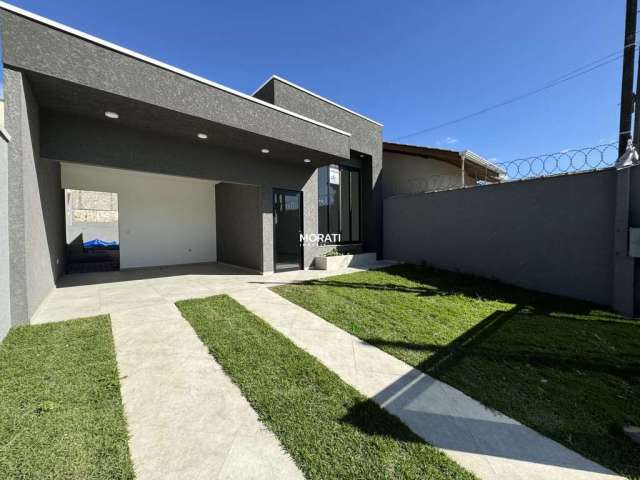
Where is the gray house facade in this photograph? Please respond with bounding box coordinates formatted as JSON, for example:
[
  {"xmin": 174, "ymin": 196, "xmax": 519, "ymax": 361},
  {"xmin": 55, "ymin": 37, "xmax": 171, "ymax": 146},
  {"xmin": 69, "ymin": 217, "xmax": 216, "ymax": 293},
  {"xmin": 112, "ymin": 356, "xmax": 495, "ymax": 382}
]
[{"xmin": 0, "ymin": 3, "xmax": 384, "ymax": 334}]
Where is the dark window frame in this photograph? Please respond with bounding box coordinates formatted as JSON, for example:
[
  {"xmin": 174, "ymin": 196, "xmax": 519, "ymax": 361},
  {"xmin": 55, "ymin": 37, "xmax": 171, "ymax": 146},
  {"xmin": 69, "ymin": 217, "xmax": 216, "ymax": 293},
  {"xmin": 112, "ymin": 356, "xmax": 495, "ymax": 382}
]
[{"xmin": 318, "ymin": 165, "xmax": 362, "ymax": 245}]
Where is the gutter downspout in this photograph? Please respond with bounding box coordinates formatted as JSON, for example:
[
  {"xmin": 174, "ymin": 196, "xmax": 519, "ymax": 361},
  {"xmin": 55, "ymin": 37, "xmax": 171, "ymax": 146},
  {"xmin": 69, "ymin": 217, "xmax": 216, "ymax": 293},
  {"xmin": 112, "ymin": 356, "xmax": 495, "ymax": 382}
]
[{"xmin": 460, "ymin": 151, "xmax": 466, "ymax": 187}]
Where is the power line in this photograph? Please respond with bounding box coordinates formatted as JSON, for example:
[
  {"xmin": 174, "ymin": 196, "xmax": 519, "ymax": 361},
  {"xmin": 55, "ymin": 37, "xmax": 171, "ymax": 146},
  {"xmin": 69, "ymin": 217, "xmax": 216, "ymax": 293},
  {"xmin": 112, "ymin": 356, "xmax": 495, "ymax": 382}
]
[{"xmin": 391, "ymin": 46, "xmax": 631, "ymax": 142}]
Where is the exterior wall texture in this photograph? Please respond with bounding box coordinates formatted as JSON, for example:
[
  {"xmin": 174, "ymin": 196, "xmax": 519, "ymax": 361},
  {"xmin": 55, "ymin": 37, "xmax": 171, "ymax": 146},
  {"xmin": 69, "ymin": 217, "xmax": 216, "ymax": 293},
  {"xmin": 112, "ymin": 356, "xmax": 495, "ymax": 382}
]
[
  {"xmin": 0, "ymin": 132, "xmax": 10, "ymax": 339},
  {"xmin": 5, "ymin": 68, "xmax": 66, "ymax": 326},
  {"xmin": 1, "ymin": 10, "xmax": 350, "ymax": 160},
  {"xmin": 215, "ymin": 183, "xmax": 262, "ymax": 271},
  {"xmin": 384, "ymin": 169, "xmax": 619, "ymax": 307}
]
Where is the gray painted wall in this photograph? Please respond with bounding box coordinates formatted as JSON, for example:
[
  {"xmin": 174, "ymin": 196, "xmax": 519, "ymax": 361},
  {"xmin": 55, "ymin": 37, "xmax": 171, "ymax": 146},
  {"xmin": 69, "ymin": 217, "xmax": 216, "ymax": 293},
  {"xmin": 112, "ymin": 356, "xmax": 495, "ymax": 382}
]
[
  {"xmin": 4, "ymin": 68, "xmax": 66, "ymax": 327},
  {"xmin": 0, "ymin": 132, "xmax": 10, "ymax": 340},
  {"xmin": 384, "ymin": 169, "xmax": 620, "ymax": 307},
  {"xmin": 5, "ymin": 68, "xmax": 28, "ymax": 327},
  {"xmin": 630, "ymin": 167, "xmax": 640, "ymax": 314},
  {"xmin": 215, "ymin": 183, "xmax": 261, "ymax": 271}
]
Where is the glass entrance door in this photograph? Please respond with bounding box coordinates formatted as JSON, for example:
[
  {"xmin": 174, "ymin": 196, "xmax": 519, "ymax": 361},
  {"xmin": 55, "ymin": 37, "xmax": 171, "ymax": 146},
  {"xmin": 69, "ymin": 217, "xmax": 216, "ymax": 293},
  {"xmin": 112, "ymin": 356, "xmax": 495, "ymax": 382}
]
[{"xmin": 273, "ymin": 189, "xmax": 303, "ymax": 272}]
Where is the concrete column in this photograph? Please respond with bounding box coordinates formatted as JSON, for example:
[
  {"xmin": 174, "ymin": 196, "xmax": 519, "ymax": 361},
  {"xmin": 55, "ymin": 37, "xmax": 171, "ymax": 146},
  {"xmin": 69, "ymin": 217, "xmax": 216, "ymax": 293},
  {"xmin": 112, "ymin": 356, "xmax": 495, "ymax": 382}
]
[
  {"xmin": 365, "ymin": 142, "xmax": 384, "ymax": 259},
  {"xmin": 4, "ymin": 68, "xmax": 29, "ymax": 327},
  {"xmin": 301, "ymin": 169, "xmax": 318, "ymax": 268},
  {"xmin": 631, "ymin": 166, "xmax": 640, "ymax": 316},
  {"xmin": 612, "ymin": 166, "xmax": 638, "ymax": 316},
  {"xmin": 0, "ymin": 130, "xmax": 10, "ymax": 340},
  {"xmin": 260, "ymin": 185, "xmax": 274, "ymax": 273},
  {"xmin": 4, "ymin": 68, "xmax": 66, "ymax": 327}
]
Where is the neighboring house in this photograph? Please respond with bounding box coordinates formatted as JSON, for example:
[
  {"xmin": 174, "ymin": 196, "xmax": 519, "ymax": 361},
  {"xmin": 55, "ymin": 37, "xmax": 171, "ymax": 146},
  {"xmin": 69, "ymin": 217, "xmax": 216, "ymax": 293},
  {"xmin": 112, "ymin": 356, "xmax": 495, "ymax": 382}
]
[
  {"xmin": 383, "ymin": 142, "xmax": 504, "ymax": 197},
  {"xmin": 0, "ymin": 3, "xmax": 496, "ymax": 330}
]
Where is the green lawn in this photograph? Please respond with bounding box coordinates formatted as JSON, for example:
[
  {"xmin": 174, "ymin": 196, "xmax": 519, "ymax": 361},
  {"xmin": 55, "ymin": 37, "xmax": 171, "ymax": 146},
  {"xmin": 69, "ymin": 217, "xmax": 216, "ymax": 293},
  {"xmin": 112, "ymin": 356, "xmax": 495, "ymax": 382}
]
[
  {"xmin": 0, "ymin": 316, "xmax": 134, "ymax": 480},
  {"xmin": 177, "ymin": 294, "xmax": 476, "ymax": 480},
  {"xmin": 273, "ymin": 264, "xmax": 640, "ymax": 479}
]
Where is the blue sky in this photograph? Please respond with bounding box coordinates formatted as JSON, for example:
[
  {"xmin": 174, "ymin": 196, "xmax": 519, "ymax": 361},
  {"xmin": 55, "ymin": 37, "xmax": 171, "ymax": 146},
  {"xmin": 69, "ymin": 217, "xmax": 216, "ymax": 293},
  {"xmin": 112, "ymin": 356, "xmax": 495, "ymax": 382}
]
[{"xmin": 6, "ymin": 0, "xmax": 626, "ymax": 163}]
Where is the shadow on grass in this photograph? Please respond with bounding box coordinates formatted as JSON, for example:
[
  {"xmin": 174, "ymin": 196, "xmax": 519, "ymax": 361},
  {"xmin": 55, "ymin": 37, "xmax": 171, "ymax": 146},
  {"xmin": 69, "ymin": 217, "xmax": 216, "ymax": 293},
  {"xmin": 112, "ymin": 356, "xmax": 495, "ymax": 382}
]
[
  {"xmin": 330, "ymin": 265, "xmax": 640, "ymax": 477},
  {"xmin": 363, "ymin": 312, "xmax": 640, "ymax": 378},
  {"xmin": 305, "ymin": 264, "xmax": 629, "ymax": 321},
  {"xmin": 340, "ymin": 307, "xmax": 640, "ymax": 476},
  {"xmin": 339, "ymin": 398, "xmax": 424, "ymax": 444}
]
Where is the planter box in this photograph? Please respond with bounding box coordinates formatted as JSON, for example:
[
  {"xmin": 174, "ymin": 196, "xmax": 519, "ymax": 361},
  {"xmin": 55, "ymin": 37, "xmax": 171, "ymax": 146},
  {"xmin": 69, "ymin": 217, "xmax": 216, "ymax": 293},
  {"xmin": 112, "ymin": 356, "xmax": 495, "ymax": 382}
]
[{"xmin": 314, "ymin": 252, "xmax": 377, "ymax": 270}]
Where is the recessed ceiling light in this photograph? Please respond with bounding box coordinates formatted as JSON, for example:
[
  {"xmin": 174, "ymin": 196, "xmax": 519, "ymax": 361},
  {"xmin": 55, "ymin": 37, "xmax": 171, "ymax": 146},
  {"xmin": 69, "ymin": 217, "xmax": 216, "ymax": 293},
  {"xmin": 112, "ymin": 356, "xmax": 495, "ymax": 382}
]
[
  {"xmin": 303, "ymin": 158, "xmax": 311, "ymax": 163},
  {"xmin": 105, "ymin": 111, "xmax": 119, "ymax": 119},
  {"xmin": 261, "ymin": 148, "xmax": 270, "ymax": 154},
  {"xmin": 197, "ymin": 133, "xmax": 208, "ymax": 139}
]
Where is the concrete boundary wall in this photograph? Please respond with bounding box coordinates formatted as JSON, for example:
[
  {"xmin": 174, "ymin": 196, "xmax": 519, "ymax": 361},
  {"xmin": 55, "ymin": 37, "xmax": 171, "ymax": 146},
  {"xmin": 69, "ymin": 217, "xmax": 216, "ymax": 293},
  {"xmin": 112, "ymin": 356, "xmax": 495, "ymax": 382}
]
[{"xmin": 384, "ymin": 168, "xmax": 639, "ymax": 309}]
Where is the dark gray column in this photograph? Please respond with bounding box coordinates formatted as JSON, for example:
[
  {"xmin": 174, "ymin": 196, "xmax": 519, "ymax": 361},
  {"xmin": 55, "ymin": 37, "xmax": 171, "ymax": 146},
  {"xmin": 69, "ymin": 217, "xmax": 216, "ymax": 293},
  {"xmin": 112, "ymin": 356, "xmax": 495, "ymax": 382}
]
[
  {"xmin": 612, "ymin": 167, "xmax": 637, "ymax": 316},
  {"xmin": 215, "ymin": 183, "xmax": 262, "ymax": 271},
  {"xmin": 631, "ymin": 166, "xmax": 640, "ymax": 316}
]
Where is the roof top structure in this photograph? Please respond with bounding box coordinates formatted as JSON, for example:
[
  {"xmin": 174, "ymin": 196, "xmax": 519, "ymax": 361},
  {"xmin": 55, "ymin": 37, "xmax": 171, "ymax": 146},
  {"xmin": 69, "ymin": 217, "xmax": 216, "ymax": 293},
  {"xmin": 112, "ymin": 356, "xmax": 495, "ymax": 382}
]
[{"xmin": 383, "ymin": 141, "xmax": 505, "ymax": 182}]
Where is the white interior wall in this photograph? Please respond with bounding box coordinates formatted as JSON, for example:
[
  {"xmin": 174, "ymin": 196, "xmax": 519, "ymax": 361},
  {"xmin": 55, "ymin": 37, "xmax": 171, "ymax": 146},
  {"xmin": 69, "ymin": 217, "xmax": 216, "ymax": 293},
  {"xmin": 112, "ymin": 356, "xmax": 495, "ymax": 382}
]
[{"xmin": 61, "ymin": 162, "xmax": 217, "ymax": 269}]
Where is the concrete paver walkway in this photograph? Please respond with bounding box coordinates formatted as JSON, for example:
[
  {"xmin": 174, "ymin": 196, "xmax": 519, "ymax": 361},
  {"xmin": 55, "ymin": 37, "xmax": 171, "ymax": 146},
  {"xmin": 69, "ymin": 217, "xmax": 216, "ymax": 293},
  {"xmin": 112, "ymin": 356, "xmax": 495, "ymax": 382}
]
[
  {"xmin": 230, "ymin": 287, "xmax": 623, "ymax": 480},
  {"xmin": 110, "ymin": 301, "xmax": 302, "ymax": 480}
]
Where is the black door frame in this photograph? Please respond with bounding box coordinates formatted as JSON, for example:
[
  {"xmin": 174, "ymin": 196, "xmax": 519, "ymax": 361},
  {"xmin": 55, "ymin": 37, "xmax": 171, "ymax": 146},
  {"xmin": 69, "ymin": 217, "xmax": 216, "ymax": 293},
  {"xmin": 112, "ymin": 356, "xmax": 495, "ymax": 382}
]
[{"xmin": 272, "ymin": 188, "xmax": 303, "ymax": 273}]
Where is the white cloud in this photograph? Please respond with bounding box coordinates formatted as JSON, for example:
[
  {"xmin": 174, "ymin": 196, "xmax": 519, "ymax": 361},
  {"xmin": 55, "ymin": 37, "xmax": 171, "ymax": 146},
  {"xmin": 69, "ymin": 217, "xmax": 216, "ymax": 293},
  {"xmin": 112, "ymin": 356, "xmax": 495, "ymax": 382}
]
[{"xmin": 436, "ymin": 136, "xmax": 459, "ymax": 146}]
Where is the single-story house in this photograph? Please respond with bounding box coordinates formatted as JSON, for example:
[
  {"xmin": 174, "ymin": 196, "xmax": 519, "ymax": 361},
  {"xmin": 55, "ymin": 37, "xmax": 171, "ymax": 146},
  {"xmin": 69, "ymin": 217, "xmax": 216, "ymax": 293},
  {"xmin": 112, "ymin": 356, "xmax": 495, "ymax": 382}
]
[{"xmin": 0, "ymin": 2, "xmax": 498, "ymax": 330}]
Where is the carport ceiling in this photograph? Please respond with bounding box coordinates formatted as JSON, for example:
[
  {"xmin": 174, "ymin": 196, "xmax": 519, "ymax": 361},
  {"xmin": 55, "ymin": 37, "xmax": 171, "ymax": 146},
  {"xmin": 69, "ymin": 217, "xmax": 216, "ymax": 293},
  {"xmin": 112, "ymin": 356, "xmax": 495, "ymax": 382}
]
[{"xmin": 27, "ymin": 71, "xmax": 340, "ymax": 167}]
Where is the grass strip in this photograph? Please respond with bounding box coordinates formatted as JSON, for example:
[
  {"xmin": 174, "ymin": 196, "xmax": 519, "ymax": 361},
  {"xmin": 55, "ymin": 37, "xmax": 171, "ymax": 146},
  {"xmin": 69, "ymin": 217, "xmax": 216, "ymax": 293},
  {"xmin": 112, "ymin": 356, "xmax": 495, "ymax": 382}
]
[
  {"xmin": 273, "ymin": 264, "xmax": 640, "ymax": 479},
  {"xmin": 0, "ymin": 316, "xmax": 134, "ymax": 480},
  {"xmin": 177, "ymin": 294, "xmax": 475, "ymax": 480}
]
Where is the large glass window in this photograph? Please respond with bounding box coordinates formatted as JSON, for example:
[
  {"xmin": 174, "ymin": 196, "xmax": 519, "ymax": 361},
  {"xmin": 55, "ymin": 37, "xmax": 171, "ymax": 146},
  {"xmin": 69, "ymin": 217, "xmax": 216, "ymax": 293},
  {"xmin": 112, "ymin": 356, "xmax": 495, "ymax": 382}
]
[{"xmin": 318, "ymin": 165, "xmax": 361, "ymax": 243}]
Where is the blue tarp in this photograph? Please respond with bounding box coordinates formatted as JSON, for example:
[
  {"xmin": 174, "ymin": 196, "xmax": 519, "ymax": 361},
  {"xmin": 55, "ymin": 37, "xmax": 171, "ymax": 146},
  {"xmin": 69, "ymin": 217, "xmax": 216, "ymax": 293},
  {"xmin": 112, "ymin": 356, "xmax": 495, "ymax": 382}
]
[{"xmin": 83, "ymin": 239, "xmax": 118, "ymax": 248}]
